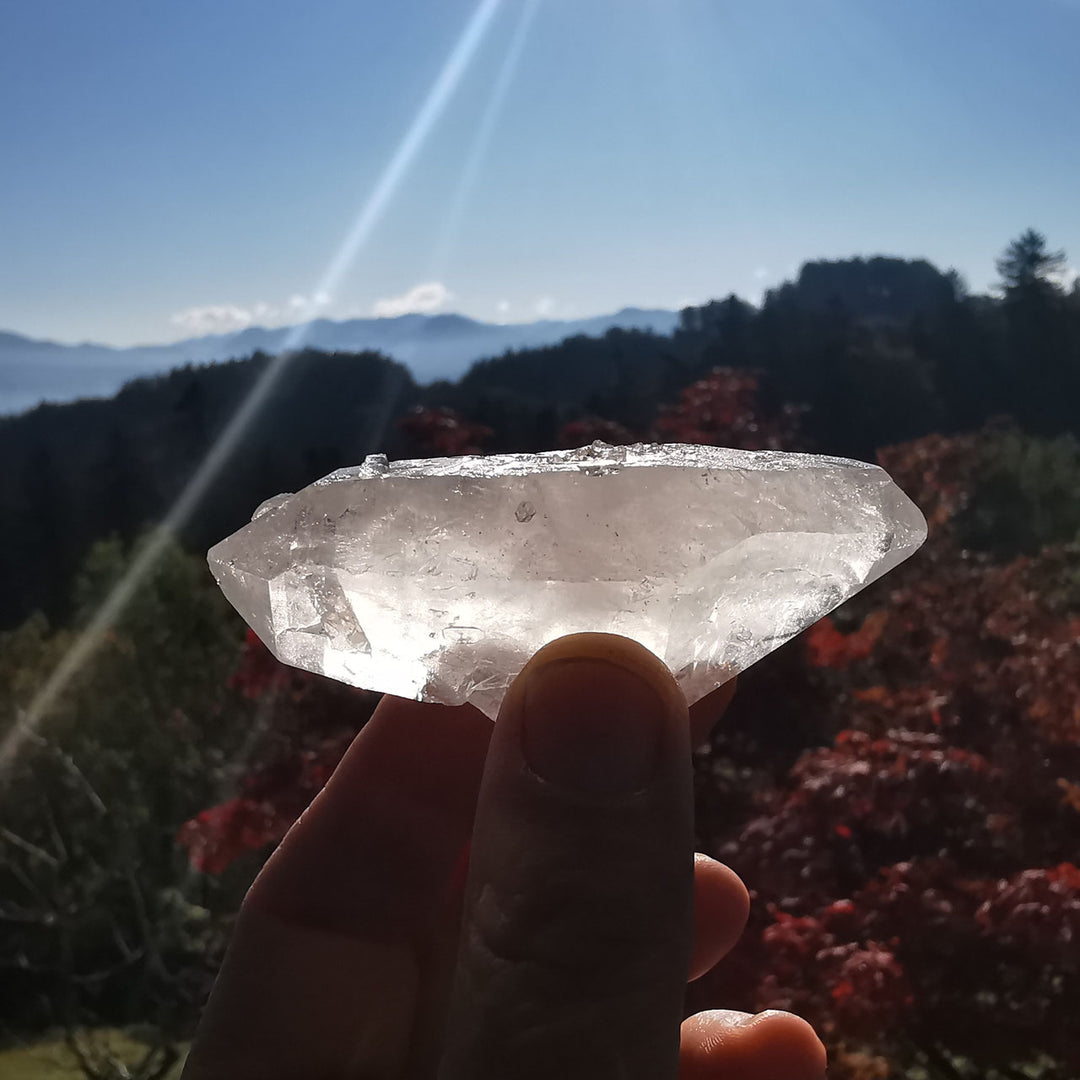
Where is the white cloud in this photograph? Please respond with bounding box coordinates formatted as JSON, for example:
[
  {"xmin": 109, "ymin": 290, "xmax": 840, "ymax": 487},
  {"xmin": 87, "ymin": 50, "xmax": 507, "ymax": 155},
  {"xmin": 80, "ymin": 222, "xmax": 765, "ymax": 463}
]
[
  {"xmin": 534, "ymin": 295, "xmax": 555, "ymax": 317},
  {"xmin": 169, "ymin": 304, "xmax": 254, "ymax": 336},
  {"xmin": 169, "ymin": 293, "xmax": 333, "ymax": 337},
  {"xmin": 372, "ymin": 282, "xmax": 451, "ymax": 318},
  {"xmin": 496, "ymin": 299, "xmax": 511, "ymax": 314}
]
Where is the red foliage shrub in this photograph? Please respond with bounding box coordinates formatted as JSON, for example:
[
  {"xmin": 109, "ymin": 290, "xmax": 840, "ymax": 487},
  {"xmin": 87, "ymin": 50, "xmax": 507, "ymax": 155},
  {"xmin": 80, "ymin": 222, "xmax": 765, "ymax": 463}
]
[
  {"xmin": 694, "ymin": 430, "xmax": 1080, "ymax": 1076},
  {"xmin": 397, "ymin": 405, "xmax": 493, "ymax": 457},
  {"xmin": 976, "ymin": 863, "xmax": 1080, "ymax": 962},
  {"xmin": 177, "ymin": 797, "xmax": 292, "ymax": 875},
  {"xmin": 228, "ymin": 628, "xmax": 301, "ymax": 700},
  {"xmin": 178, "ymin": 632, "xmax": 377, "ymax": 873},
  {"xmin": 877, "ymin": 432, "xmax": 980, "ymax": 530},
  {"xmin": 555, "ymin": 416, "xmax": 636, "ymax": 448},
  {"xmin": 806, "ymin": 610, "xmax": 888, "ymax": 669},
  {"xmin": 652, "ymin": 367, "xmax": 806, "ymax": 449},
  {"xmin": 177, "ymin": 732, "xmax": 354, "ymax": 873}
]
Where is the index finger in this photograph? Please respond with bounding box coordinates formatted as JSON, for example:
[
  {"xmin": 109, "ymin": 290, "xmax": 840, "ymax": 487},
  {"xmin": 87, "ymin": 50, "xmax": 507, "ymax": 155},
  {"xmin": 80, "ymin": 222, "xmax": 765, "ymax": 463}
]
[{"xmin": 182, "ymin": 695, "xmax": 492, "ymax": 1080}]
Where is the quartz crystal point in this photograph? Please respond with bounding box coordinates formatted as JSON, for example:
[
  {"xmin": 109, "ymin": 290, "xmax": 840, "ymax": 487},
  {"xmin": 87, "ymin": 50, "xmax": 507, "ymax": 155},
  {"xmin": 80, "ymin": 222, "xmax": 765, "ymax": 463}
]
[{"xmin": 208, "ymin": 442, "xmax": 927, "ymax": 719}]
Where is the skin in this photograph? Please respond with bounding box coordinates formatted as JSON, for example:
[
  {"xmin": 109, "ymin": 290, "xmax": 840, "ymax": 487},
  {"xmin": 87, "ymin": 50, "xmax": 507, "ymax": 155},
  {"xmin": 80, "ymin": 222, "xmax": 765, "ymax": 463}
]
[{"xmin": 182, "ymin": 633, "xmax": 827, "ymax": 1080}]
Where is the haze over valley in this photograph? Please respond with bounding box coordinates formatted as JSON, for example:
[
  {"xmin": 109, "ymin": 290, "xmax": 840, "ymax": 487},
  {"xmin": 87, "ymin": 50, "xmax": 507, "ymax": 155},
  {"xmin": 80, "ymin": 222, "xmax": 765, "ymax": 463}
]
[{"xmin": 0, "ymin": 306, "xmax": 677, "ymax": 416}]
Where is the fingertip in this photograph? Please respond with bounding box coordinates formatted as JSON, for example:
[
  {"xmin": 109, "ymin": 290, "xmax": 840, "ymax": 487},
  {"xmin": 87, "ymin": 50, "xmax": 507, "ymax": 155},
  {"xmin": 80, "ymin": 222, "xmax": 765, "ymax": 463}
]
[
  {"xmin": 680, "ymin": 1008, "xmax": 827, "ymax": 1080},
  {"xmin": 680, "ymin": 1009, "xmax": 753, "ymax": 1059},
  {"xmin": 514, "ymin": 632, "xmax": 688, "ymax": 722},
  {"xmin": 692, "ymin": 853, "xmax": 749, "ymax": 912},
  {"xmin": 743, "ymin": 1011, "xmax": 827, "ymax": 1078},
  {"xmin": 506, "ymin": 633, "xmax": 691, "ymax": 799},
  {"xmin": 689, "ymin": 855, "xmax": 749, "ymax": 981}
]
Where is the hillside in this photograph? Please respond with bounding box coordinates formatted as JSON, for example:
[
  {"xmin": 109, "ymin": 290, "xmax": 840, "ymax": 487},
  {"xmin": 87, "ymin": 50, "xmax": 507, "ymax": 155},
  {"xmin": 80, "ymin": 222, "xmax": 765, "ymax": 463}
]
[
  {"xmin": 0, "ymin": 350, "xmax": 417, "ymax": 624},
  {"xmin": 0, "ymin": 307, "xmax": 678, "ymax": 416},
  {"xmin": 3, "ymin": 249, "xmax": 1078, "ymax": 632}
]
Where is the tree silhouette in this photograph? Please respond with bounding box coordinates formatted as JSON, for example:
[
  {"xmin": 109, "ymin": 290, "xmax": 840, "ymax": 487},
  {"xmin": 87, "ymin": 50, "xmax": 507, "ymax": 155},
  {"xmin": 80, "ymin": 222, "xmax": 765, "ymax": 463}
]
[
  {"xmin": 994, "ymin": 230, "xmax": 1077, "ymax": 434},
  {"xmin": 996, "ymin": 228, "xmax": 1068, "ymax": 297}
]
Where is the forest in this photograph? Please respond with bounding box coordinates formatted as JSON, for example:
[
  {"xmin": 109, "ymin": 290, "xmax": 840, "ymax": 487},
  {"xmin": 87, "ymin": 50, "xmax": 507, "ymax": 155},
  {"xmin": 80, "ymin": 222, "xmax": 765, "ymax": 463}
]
[{"xmin": 1, "ymin": 230, "xmax": 1079, "ymax": 1079}]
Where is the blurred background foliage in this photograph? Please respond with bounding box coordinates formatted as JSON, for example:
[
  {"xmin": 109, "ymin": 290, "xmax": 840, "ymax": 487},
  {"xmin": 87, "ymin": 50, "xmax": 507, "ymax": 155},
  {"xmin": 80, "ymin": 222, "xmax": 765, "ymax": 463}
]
[{"xmin": 2, "ymin": 235, "xmax": 1080, "ymax": 1078}]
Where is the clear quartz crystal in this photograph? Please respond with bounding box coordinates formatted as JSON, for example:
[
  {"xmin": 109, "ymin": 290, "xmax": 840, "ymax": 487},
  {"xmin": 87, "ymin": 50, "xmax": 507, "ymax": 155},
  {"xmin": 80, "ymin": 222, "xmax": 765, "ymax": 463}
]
[{"xmin": 208, "ymin": 441, "xmax": 927, "ymax": 719}]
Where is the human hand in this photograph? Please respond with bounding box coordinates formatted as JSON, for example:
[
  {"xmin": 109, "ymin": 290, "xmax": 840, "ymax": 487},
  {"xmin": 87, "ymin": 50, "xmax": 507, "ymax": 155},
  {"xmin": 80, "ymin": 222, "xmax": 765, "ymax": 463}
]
[{"xmin": 182, "ymin": 633, "xmax": 826, "ymax": 1079}]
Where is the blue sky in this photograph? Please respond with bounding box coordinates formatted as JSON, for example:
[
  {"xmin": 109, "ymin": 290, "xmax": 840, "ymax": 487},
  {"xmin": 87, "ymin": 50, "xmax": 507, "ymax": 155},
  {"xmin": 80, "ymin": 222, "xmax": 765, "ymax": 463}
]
[{"xmin": 2, "ymin": 0, "xmax": 1078, "ymax": 346}]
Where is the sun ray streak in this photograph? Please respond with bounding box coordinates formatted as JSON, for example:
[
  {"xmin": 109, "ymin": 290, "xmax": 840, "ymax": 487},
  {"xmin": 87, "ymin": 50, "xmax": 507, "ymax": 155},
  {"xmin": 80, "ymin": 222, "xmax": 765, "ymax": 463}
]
[
  {"xmin": 0, "ymin": 0, "xmax": 503, "ymax": 775},
  {"xmin": 429, "ymin": 0, "xmax": 541, "ymax": 278}
]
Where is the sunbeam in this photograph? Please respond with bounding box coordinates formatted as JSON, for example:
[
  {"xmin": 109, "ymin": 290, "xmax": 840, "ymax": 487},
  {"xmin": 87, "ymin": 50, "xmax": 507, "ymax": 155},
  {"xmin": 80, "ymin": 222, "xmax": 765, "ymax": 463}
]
[
  {"xmin": 429, "ymin": 0, "xmax": 541, "ymax": 278},
  {"xmin": 0, "ymin": 0, "xmax": 503, "ymax": 775}
]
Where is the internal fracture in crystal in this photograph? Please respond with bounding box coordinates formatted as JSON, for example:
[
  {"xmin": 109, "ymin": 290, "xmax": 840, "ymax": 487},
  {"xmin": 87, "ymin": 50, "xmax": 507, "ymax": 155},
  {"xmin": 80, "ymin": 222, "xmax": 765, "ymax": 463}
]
[{"xmin": 208, "ymin": 442, "xmax": 927, "ymax": 718}]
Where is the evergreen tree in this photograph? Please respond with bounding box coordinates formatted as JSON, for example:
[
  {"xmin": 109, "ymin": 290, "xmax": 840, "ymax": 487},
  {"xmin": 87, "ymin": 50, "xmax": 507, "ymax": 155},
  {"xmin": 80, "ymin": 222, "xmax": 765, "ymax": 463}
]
[{"xmin": 996, "ymin": 228, "xmax": 1068, "ymax": 297}]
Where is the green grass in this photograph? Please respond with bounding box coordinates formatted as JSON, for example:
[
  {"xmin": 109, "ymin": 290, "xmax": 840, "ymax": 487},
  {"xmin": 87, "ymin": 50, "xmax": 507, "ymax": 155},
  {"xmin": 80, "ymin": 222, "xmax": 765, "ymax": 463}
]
[{"xmin": 0, "ymin": 1031, "xmax": 187, "ymax": 1079}]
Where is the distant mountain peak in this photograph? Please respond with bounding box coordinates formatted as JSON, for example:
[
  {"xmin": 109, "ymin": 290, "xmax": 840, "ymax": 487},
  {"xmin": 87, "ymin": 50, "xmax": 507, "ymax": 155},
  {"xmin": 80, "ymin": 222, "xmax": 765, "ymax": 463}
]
[{"xmin": 0, "ymin": 307, "xmax": 678, "ymax": 416}]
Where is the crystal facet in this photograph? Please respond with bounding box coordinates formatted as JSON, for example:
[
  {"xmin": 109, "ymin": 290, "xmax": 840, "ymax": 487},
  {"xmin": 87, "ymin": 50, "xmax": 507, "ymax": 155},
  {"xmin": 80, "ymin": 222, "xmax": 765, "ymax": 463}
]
[{"xmin": 208, "ymin": 442, "xmax": 927, "ymax": 718}]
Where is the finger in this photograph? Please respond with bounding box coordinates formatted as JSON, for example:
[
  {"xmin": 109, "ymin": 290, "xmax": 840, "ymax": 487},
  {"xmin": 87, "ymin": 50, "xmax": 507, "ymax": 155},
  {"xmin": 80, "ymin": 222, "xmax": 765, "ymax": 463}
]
[
  {"xmin": 183, "ymin": 696, "xmax": 492, "ymax": 1080},
  {"xmin": 689, "ymin": 855, "xmax": 749, "ymax": 981},
  {"xmin": 248, "ymin": 696, "xmax": 491, "ymax": 937},
  {"xmin": 679, "ymin": 1009, "xmax": 827, "ymax": 1080},
  {"xmin": 688, "ymin": 677, "xmax": 737, "ymax": 747},
  {"xmin": 439, "ymin": 633, "xmax": 696, "ymax": 1080}
]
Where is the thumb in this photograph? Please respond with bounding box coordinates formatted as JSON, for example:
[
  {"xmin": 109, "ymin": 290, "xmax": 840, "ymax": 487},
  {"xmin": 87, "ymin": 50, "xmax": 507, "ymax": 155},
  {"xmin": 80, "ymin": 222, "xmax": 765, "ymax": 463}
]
[{"xmin": 439, "ymin": 633, "xmax": 693, "ymax": 1080}]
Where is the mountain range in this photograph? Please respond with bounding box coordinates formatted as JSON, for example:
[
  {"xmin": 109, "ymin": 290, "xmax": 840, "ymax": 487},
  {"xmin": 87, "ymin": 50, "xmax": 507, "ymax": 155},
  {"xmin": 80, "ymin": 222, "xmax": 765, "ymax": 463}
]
[{"xmin": 0, "ymin": 307, "xmax": 678, "ymax": 416}]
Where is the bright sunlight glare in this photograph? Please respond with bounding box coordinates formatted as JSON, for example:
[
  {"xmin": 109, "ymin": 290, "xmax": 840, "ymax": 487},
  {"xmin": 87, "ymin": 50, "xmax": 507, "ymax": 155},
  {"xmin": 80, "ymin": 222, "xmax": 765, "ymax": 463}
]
[
  {"xmin": 0, "ymin": 0, "xmax": 506, "ymax": 775},
  {"xmin": 429, "ymin": 0, "xmax": 542, "ymax": 279}
]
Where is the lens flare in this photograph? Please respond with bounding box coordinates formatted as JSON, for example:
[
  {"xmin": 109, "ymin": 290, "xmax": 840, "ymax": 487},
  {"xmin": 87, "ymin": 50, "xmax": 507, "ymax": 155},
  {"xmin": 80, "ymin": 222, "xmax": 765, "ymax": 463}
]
[
  {"xmin": 0, "ymin": 0, "xmax": 503, "ymax": 775},
  {"xmin": 430, "ymin": 0, "xmax": 541, "ymax": 277}
]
